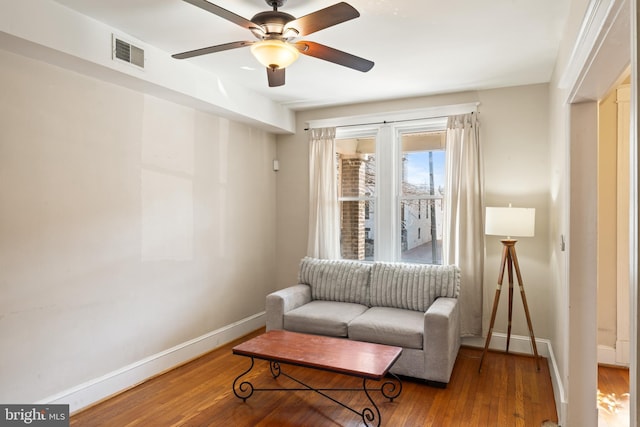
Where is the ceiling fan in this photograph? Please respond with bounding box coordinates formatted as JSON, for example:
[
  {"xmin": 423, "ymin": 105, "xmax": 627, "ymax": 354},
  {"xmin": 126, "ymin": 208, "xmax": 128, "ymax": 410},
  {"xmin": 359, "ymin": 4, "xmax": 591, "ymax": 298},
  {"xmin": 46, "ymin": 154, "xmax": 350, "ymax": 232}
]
[{"xmin": 172, "ymin": 0, "xmax": 374, "ymax": 87}]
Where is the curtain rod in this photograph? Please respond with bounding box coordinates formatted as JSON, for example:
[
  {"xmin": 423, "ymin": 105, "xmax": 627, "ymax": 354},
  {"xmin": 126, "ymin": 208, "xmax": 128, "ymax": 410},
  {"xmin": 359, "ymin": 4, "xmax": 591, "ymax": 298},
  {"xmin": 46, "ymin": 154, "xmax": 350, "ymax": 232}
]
[
  {"xmin": 304, "ymin": 105, "xmax": 479, "ymax": 131},
  {"xmin": 304, "ymin": 115, "xmax": 456, "ymax": 131}
]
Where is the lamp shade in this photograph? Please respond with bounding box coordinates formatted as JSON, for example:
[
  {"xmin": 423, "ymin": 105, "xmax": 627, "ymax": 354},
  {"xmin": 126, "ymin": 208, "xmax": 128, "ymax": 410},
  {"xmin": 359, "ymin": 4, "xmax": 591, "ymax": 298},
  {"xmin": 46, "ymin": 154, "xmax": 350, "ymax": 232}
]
[
  {"xmin": 250, "ymin": 39, "xmax": 300, "ymax": 69},
  {"xmin": 485, "ymin": 206, "xmax": 535, "ymax": 238}
]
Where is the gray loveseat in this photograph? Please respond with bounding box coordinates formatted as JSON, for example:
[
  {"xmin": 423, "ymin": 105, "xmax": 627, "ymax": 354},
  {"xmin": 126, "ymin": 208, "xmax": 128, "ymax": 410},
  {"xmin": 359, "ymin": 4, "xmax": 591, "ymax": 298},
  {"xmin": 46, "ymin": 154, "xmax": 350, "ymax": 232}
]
[{"xmin": 265, "ymin": 257, "xmax": 461, "ymax": 386}]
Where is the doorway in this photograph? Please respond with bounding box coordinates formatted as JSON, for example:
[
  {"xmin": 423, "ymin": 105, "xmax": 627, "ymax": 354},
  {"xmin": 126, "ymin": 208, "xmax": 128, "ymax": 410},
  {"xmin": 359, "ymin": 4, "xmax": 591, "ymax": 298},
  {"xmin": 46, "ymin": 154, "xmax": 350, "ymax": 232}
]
[
  {"xmin": 564, "ymin": 0, "xmax": 637, "ymax": 425},
  {"xmin": 597, "ymin": 75, "xmax": 631, "ymax": 426},
  {"xmin": 597, "ymin": 75, "xmax": 631, "ymax": 367}
]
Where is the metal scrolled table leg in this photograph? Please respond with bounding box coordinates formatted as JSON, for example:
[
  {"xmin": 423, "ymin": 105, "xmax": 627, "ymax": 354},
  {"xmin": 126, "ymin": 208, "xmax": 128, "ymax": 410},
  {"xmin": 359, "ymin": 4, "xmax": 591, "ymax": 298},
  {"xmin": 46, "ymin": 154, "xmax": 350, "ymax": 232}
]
[
  {"xmin": 232, "ymin": 357, "xmax": 255, "ymax": 402},
  {"xmin": 361, "ymin": 378, "xmax": 382, "ymax": 427},
  {"xmin": 381, "ymin": 373, "xmax": 402, "ymax": 402},
  {"xmin": 269, "ymin": 360, "xmax": 281, "ymax": 378}
]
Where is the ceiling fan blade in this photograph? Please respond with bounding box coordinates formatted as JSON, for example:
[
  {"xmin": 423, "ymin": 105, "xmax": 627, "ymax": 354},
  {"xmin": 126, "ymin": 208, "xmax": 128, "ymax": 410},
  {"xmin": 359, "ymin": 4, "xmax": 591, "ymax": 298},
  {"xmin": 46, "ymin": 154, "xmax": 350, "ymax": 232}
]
[
  {"xmin": 267, "ymin": 67, "xmax": 285, "ymax": 87},
  {"xmin": 294, "ymin": 41, "xmax": 374, "ymax": 72},
  {"xmin": 286, "ymin": 2, "xmax": 359, "ymax": 36},
  {"xmin": 172, "ymin": 41, "xmax": 254, "ymax": 59},
  {"xmin": 182, "ymin": 0, "xmax": 255, "ymax": 30}
]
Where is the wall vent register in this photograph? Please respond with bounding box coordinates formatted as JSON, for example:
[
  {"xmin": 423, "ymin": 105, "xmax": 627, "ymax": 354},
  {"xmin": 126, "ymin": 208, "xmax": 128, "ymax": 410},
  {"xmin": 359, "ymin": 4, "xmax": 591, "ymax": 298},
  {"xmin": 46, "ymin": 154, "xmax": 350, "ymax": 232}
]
[{"xmin": 113, "ymin": 36, "xmax": 145, "ymax": 69}]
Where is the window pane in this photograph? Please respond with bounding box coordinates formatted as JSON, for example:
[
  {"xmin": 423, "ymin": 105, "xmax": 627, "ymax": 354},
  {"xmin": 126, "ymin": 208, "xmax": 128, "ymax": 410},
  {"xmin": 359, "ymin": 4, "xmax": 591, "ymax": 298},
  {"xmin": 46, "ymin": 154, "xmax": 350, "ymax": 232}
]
[
  {"xmin": 336, "ymin": 139, "xmax": 375, "ymax": 198},
  {"xmin": 401, "ymin": 133, "xmax": 445, "ymax": 264},
  {"xmin": 336, "ymin": 137, "xmax": 376, "ymax": 260},
  {"xmin": 401, "ymin": 198, "xmax": 442, "ymax": 264},
  {"xmin": 340, "ymin": 200, "xmax": 374, "ymax": 261}
]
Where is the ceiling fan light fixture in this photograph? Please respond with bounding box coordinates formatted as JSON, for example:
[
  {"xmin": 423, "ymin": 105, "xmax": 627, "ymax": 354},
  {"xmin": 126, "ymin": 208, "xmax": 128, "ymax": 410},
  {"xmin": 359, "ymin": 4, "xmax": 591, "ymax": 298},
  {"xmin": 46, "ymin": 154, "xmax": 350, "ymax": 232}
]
[{"xmin": 250, "ymin": 39, "xmax": 299, "ymax": 69}]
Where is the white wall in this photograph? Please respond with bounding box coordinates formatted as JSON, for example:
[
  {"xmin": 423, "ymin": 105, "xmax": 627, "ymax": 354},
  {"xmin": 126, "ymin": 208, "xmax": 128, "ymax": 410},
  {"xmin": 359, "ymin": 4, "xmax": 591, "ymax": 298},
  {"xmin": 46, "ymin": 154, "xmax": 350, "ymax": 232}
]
[
  {"xmin": 0, "ymin": 49, "xmax": 278, "ymax": 405},
  {"xmin": 548, "ymin": 74, "xmax": 571, "ymax": 425},
  {"xmin": 275, "ymin": 83, "xmax": 553, "ymax": 340},
  {"xmin": 546, "ymin": 0, "xmax": 633, "ymax": 424},
  {"xmin": 545, "ymin": 4, "xmax": 595, "ymax": 420}
]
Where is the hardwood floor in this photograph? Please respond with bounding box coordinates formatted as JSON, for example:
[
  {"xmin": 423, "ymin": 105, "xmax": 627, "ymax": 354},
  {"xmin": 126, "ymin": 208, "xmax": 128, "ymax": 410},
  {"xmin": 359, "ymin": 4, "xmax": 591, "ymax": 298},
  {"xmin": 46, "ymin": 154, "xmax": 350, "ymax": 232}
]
[
  {"xmin": 598, "ymin": 364, "xmax": 630, "ymax": 426},
  {"xmin": 70, "ymin": 329, "xmax": 558, "ymax": 426}
]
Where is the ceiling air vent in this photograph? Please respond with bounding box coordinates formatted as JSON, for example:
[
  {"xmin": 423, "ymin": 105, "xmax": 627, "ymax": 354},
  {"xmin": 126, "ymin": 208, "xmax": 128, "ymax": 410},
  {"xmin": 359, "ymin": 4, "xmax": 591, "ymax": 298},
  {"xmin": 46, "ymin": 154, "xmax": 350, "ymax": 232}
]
[{"xmin": 113, "ymin": 36, "xmax": 145, "ymax": 69}]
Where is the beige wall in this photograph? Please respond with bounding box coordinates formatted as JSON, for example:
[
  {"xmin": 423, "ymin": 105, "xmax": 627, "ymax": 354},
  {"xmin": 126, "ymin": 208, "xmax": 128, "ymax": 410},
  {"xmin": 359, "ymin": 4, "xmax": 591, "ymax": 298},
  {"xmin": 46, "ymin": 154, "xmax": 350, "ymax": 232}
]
[
  {"xmin": 275, "ymin": 83, "xmax": 553, "ymax": 340},
  {"xmin": 0, "ymin": 49, "xmax": 278, "ymax": 403},
  {"xmin": 480, "ymin": 85, "xmax": 551, "ymax": 340},
  {"xmin": 598, "ymin": 86, "xmax": 619, "ymax": 349}
]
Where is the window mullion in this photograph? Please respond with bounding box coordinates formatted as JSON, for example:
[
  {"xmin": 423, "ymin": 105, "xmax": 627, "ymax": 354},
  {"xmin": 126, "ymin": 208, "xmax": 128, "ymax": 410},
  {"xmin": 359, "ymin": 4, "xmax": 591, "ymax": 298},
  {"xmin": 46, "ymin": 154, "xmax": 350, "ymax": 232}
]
[{"xmin": 374, "ymin": 125, "xmax": 399, "ymax": 261}]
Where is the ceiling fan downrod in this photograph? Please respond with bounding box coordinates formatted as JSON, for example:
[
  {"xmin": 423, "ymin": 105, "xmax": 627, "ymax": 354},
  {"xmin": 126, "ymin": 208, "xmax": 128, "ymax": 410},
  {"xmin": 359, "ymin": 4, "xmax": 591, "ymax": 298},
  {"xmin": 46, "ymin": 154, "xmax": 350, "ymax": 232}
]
[{"xmin": 266, "ymin": 0, "xmax": 286, "ymax": 11}]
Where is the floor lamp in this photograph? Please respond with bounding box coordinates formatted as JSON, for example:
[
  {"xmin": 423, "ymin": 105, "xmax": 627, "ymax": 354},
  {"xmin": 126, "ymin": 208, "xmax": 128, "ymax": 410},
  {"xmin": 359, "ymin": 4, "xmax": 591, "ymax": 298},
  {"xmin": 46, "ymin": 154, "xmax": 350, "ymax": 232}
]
[{"xmin": 478, "ymin": 205, "xmax": 540, "ymax": 372}]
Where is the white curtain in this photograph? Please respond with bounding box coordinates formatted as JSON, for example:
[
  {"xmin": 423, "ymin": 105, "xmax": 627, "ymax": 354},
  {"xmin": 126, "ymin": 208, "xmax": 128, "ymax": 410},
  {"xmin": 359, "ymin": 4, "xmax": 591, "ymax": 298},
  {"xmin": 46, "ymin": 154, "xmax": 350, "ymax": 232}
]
[
  {"xmin": 307, "ymin": 127, "xmax": 341, "ymax": 259},
  {"xmin": 443, "ymin": 113, "xmax": 484, "ymax": 336}
]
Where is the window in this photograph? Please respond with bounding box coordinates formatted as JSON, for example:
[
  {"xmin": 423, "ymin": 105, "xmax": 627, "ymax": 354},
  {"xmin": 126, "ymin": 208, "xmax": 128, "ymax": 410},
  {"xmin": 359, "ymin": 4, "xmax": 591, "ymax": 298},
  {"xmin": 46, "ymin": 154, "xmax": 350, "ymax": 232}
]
[
  {"xmin": 401, "ymin": 141, "xmax": 445, "ymax": 264},
  {"xmin": 336, "ymin": 135, "xmax": 376, "ymax": 260},
  {"xmin": 336, "ymin": 119, "xmax": 446, "ymax": 264}
]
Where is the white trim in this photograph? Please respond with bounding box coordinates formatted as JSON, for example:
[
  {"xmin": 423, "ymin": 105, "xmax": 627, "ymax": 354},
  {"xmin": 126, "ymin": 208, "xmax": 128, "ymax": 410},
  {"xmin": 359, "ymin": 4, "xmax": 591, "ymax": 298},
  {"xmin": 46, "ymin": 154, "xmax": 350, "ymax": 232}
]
[
  {"xmin": 597, "ymin": 343, "xmax": 630, "ymax": 367},
  {"xmin": 306, "ymin": 102, "xmax": 479, "ymax": 130},
  {"xmin": 463, "ymin": 333, "xmax": 565, "ymax": 424},
  {"xmin": 632, "ymin": 90, "xmax": 640, "ymax": 416},
  {"xmin": 629, "ymin": 2, "xmax": 639, "ymax": 425},
  {"xmin": 559, "ymin": 0, "xmax": 616, "ymax": 90},
  {"xmin": 463, "ymin": 332, "xmax": 549, "ymax": 357},
  {"xmin": 335, "ymin": 125, "xmax": 379, "ymax": 139},
  {"xmin": 547, "ymin": 337, "xmax": 568, "ymax": 427},
  {"xmin": 598, "ymin": 344, "xmax": 618, "ymax": 365},
  {"xmin": 616, "ymin": 340, "xmax": 631, "ymax": 365},
  {"xmin": 37, "ymin": 312, "xmax": 266, "ymax": 414},
  {"xmin": 375, "ymin": 125, "xmax": 397, "ymax": 261},
  {"xmin": 564, "ymin": 0, "xmax": 629, "ymax": 103}
]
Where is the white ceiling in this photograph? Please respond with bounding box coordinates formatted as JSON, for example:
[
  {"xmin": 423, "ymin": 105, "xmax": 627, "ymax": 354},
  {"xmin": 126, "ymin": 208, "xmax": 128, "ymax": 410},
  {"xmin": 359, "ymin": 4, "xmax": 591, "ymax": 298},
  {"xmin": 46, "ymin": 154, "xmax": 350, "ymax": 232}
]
[{"xmin": 52, "ymin": 0, "xmax": 571, "ymax": 111}]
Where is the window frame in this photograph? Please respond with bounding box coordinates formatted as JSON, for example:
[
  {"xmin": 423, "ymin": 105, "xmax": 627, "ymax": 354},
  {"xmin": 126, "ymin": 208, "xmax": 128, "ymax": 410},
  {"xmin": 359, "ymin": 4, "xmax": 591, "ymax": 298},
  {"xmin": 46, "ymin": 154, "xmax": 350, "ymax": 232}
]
[
  {"xmin": 335, "ymin": 125, "xmax": 378, "ymax": 260},
  {"xmin": 335, "ymin": 118, "xmax": 447, "ymax": 263}
]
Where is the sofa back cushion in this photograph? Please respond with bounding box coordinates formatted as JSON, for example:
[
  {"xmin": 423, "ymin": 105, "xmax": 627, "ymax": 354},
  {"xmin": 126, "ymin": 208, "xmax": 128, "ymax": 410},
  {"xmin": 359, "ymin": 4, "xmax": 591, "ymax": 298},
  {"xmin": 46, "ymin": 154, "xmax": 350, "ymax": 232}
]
[
  {"xmin": 298, "ymin": 257, "xmax": 371, "ymax": 306},
  {"xmin": 370, "ymin": 262, "xmax": 460, "ymax": 312}
]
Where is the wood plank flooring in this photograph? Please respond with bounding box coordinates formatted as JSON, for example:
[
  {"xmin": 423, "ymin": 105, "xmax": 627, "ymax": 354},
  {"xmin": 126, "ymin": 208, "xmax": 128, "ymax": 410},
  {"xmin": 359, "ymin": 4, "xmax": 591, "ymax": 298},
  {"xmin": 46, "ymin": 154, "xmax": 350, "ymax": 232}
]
[
  {"xmin": 598, "ymin": 364, "xmax": 630, "ymax": 426},
  {"xmin": 70, "ymin": 329, "xmax": 558, "ymax": 426}
]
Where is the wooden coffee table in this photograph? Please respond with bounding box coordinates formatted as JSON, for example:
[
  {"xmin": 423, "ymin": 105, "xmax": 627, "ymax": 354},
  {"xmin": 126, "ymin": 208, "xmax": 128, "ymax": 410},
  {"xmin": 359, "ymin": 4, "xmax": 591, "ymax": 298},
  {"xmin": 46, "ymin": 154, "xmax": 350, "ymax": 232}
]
[{"xmin": 232, "ymin": 330, "xmax": 403, "ymax": 427}]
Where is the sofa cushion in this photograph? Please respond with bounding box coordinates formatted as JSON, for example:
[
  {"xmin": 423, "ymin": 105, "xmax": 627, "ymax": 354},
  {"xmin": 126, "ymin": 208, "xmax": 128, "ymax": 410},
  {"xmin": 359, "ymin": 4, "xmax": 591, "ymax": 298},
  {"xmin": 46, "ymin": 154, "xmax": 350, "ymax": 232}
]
[
  {"xmin": 348, "ymin": 307, "xmax": 424, "ymax": 350},
  {"xmin": 370, "ymin": 262, "xmax": 460, "ymax": 311},
  {"xmin": 298, "ymin": 257, "xmax": 371, "ymax": 306},
  {"xmin": 284, "ymin": 300, "xmax": 369, "ymax": 337}
]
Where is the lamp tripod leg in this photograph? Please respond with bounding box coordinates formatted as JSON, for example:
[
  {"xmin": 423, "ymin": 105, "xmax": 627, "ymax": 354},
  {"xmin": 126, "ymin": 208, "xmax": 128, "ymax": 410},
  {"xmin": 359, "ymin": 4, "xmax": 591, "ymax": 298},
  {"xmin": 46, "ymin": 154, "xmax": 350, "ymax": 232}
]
[
  {"xmin": 478, "ymin": 283, "xmax": 501, "ymax": 372},
  {"xmin": 509, "ymin": 245, "xmax": 541, "ymax": 371},
  {"xmin": 506, "ymin": 254, "xmax": 514, "ymax": 353},
  {"xmin": 478, "ymin": 245, "xmax": 509, "ymax": 372}
]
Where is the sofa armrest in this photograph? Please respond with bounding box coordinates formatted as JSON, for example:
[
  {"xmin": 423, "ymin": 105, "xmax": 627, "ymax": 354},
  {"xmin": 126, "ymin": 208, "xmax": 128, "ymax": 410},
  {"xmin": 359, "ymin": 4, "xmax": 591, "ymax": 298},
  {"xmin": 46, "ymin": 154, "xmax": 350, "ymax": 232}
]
[
  {"xmin": 423, "ymin": 297, "xmax": 461, "ymax": 384},
  {"xmin": 265, "ymin": 284, "xmax": 312, "ymax": 331}
]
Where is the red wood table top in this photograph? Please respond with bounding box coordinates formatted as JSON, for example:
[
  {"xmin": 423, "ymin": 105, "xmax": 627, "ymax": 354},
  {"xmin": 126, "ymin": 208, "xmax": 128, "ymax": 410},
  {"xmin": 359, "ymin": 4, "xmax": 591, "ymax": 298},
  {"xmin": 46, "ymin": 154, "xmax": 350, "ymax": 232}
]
[{"xmin": 232, "ymin": 330, "xmax": 403, "ymax": 380}]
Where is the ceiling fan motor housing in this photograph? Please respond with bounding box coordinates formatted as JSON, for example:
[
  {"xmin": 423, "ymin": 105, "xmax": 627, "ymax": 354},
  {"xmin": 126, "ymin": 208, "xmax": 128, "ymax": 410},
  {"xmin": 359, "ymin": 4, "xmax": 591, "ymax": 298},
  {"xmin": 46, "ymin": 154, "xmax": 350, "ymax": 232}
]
[{"xmin": 251, "ymin": 10, "xmax": 296, "ymax": 38}]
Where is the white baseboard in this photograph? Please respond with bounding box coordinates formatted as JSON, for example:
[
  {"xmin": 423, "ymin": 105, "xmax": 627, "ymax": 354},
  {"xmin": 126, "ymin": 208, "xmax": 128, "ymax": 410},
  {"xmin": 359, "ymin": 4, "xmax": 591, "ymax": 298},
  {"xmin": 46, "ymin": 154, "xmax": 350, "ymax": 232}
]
[
  {"xmin": 615, "ymin": 340, "xmax": 630, "ymax": 366},
  {"xmin": 463, "ymin": 333, "xmax": 566, "ymax": 426},
  {"xmin": 38, "ymin": 312, "xmax": 266, "ymax": 414},
  {"xmin": 598, "ymin": 344, "xmax": 618, "ymax": 365},
  {"xmin": 598, "ymin": 343, "xmax": 630, "ymax": 367},
  {"xmin": 463, "ymin": 332, "xmax": 550, "ymax": 357}
]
